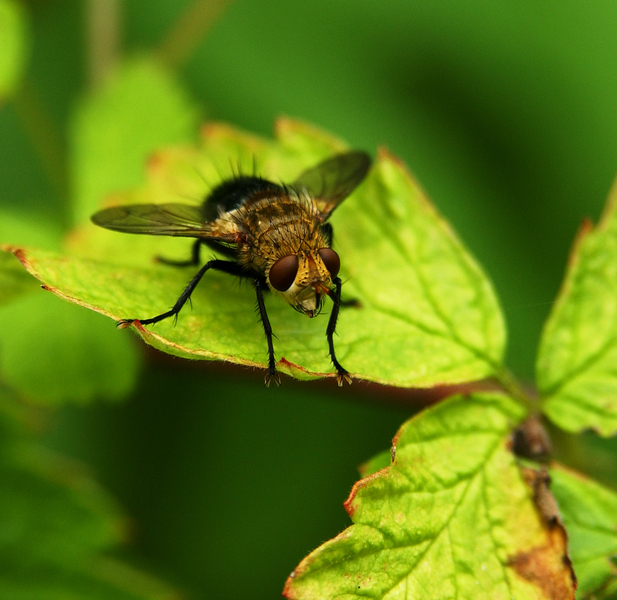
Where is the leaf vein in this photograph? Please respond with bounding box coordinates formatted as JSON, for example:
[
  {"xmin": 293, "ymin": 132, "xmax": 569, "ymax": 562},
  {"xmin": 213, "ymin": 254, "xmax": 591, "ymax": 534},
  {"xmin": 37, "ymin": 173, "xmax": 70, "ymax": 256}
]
[{"xmin": 541, "ymin": 335, "xmax": 617, "ymax": 397}]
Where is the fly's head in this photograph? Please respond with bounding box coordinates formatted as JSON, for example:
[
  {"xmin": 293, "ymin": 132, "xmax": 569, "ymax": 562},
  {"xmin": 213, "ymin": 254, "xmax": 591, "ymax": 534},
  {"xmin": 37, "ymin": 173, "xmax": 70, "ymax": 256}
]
[{"xmin": 266, "ymin": 248, "xmax": 341, "ymax": 318}]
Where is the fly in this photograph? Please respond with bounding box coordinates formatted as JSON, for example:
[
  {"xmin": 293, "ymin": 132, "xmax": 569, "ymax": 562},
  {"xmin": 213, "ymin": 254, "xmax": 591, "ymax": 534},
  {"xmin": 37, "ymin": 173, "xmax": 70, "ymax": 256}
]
[{"xmin": 91, "ymin": 151, "xmax": 371, "ymax": 386}]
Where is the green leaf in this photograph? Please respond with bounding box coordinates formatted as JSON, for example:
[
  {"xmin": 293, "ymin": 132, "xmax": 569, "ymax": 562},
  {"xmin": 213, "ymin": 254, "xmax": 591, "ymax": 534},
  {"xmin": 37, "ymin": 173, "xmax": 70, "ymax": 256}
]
[
  {"xmin": 0, "ymin": 281, "xmax": 140, "ymax": 405},
  {"xmin": 0, "ymin": 0, "xmax": 28, "ymax": 100},
  {"xmin": 70, "ymin": 55, "xmax": 200, "ymax": 226},
  {"xmin": 0, "ymin": 392, "xmax": 178, "ymax": 599},
  {"xmin": 537, "ymin": 181, "xmax": 617, "ymax": 435},
  {"xmin": 7, "ymin": 120, "xmax": 506, "ymax": 387},
  {"xmin": 550, "ymin": 465, "xmax": 617, "ymax": 598},
  {"xmin": 284, "ymin": 393, "xmax": 576, "ymax": 600},
  {"xmin": 333, "ymin": 144, "xmax": 506, "ymax": 385}
]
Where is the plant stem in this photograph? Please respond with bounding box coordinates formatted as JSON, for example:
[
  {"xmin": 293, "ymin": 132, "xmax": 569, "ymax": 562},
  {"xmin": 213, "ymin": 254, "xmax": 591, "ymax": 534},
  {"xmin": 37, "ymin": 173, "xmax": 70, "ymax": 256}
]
[
  {"xmin": 86, "ymin": 0, "xmax": 121, "ymax": 89},
  {"xmin": 155, "ymin": 0, "xmax": 236, "ymax": 70},
  {"xmin": 495, "ymin": 366, "xmax": 538, "ymax": 413}
]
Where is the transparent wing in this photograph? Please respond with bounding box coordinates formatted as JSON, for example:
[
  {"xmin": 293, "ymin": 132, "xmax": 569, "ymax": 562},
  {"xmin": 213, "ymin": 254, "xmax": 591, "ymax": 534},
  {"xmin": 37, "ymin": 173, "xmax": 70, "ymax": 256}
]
[
  {"xmin": 91, "ymin": 203, "xmax": 213, "ymax": 238},
  {"xmin": 292, "ymin": 151, "xmax": 371, "ymax": 218}
]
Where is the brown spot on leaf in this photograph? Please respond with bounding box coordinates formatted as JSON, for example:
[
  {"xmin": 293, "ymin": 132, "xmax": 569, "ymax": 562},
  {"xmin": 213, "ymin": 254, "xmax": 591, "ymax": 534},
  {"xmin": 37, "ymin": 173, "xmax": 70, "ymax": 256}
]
[
  {"xmin": 508, "ymin": 526, "xmax": 576, "ymax": 599},
  {"xmin": 509, "ymin": 467, "xmax": 577, "ymax": 599}
]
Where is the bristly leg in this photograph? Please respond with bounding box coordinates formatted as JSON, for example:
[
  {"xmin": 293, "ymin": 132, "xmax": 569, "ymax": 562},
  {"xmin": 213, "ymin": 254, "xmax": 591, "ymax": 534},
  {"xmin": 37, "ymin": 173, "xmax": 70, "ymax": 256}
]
[
  {"xmin": 326, "ymin": 276, "xmax": 352, "ymax": 386},
  {"xmin": 254, "ymin": 277, "xmax": 280, "ymax": 387},
  {"xmin": 117, "ymin": 259, "xmax": 245, "ymax": 328}
]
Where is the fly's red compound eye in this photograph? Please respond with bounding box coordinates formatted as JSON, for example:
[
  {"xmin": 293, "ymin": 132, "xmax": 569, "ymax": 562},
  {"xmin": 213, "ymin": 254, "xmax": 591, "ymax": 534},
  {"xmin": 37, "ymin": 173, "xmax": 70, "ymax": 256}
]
[
  {"xmin": 318, "ymin": 248, "xmax": 340, "ymax": 279},
  {"xmin": 269, "ymin": 255, "xmax": 299, "ymax": 291}
]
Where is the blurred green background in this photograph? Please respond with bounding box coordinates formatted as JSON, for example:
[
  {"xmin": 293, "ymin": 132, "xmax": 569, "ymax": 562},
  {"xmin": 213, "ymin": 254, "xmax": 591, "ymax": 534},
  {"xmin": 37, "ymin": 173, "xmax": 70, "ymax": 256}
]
[{"xmin": 2, "ymin": 0, "xmax": 617, "ymax": 597}]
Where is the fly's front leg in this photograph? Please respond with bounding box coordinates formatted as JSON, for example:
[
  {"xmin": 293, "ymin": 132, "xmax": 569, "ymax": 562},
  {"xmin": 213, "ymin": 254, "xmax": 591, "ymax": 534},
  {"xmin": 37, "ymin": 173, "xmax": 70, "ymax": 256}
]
[
  {"xmin": 254, "ymin": 278, "xmax": 280, "ymax": 387},
  {"xmin": 117, "ymin": 259, "xmax": 243, "ymax": 328},
  {"xmin": 326, "ymin": 276, "xmax": 352, "ymax": 386}
]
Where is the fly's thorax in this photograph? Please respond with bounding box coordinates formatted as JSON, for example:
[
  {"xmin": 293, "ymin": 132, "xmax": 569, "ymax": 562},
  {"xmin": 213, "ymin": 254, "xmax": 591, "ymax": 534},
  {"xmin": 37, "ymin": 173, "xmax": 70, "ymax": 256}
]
[
  {"xmin": 234, "ymin": 191, "xmax": 328, "ymax": 273},
  {"xmin": 219, "ymin": 189, "xmax": 340, "ymax": 316}
]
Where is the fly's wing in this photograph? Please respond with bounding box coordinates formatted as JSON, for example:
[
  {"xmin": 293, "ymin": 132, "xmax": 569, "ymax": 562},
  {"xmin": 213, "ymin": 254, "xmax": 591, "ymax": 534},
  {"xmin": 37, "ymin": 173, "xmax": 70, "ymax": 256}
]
[
  {"xmin": 91, "ymin": 203, "xmax": 226, "ymax": 239},
  {"xmin": 291, "ymin": 151, "xmax": 371, "ymax": 219}
]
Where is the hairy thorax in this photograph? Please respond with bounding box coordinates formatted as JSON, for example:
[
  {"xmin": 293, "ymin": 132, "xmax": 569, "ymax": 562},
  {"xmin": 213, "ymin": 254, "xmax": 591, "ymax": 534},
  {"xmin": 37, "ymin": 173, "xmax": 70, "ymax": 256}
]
[{"xmin": 230, "ymin": 191, "xmax": 330, "ymax": 272}]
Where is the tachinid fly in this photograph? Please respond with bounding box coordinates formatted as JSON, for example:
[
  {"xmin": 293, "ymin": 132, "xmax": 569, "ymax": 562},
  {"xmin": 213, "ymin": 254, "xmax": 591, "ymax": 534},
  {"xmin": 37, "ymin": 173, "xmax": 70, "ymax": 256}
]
[{"xmin": 91, "ymin": 151, "xmax": 371, "ymax": 386}]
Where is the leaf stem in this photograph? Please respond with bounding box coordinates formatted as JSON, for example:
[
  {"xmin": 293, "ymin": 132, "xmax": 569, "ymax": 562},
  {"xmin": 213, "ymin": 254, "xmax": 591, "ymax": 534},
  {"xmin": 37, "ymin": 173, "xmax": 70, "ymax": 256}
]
[{"xmin": 495, "ymin": 366, "xmax": 538, "ymax": 413}]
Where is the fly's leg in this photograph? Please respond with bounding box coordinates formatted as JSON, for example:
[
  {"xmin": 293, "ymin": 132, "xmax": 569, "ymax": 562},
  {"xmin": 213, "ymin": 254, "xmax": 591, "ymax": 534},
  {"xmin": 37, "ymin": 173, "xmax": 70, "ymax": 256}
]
[
  {"xmin": 326, "ymin": 276, "xmax": 352, "ymax": 386},
  {"xmin": 117, "ymin": 259, "xmax": 244, "ymax": 328},
  {"xmin": 254, "ymin": 278, "xmax": 280, "ymax": 387},
  {"xmin": 155, "ymin": 239, "xmax": 202, "ymax": 267}
]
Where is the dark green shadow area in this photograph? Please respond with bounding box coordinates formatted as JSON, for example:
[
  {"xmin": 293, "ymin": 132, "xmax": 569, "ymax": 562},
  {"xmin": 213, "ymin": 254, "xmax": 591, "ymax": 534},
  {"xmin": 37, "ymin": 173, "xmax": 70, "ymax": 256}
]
[{"xmin": 45, "ymin": 360, "xmax": 415, "ymax": 598}]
